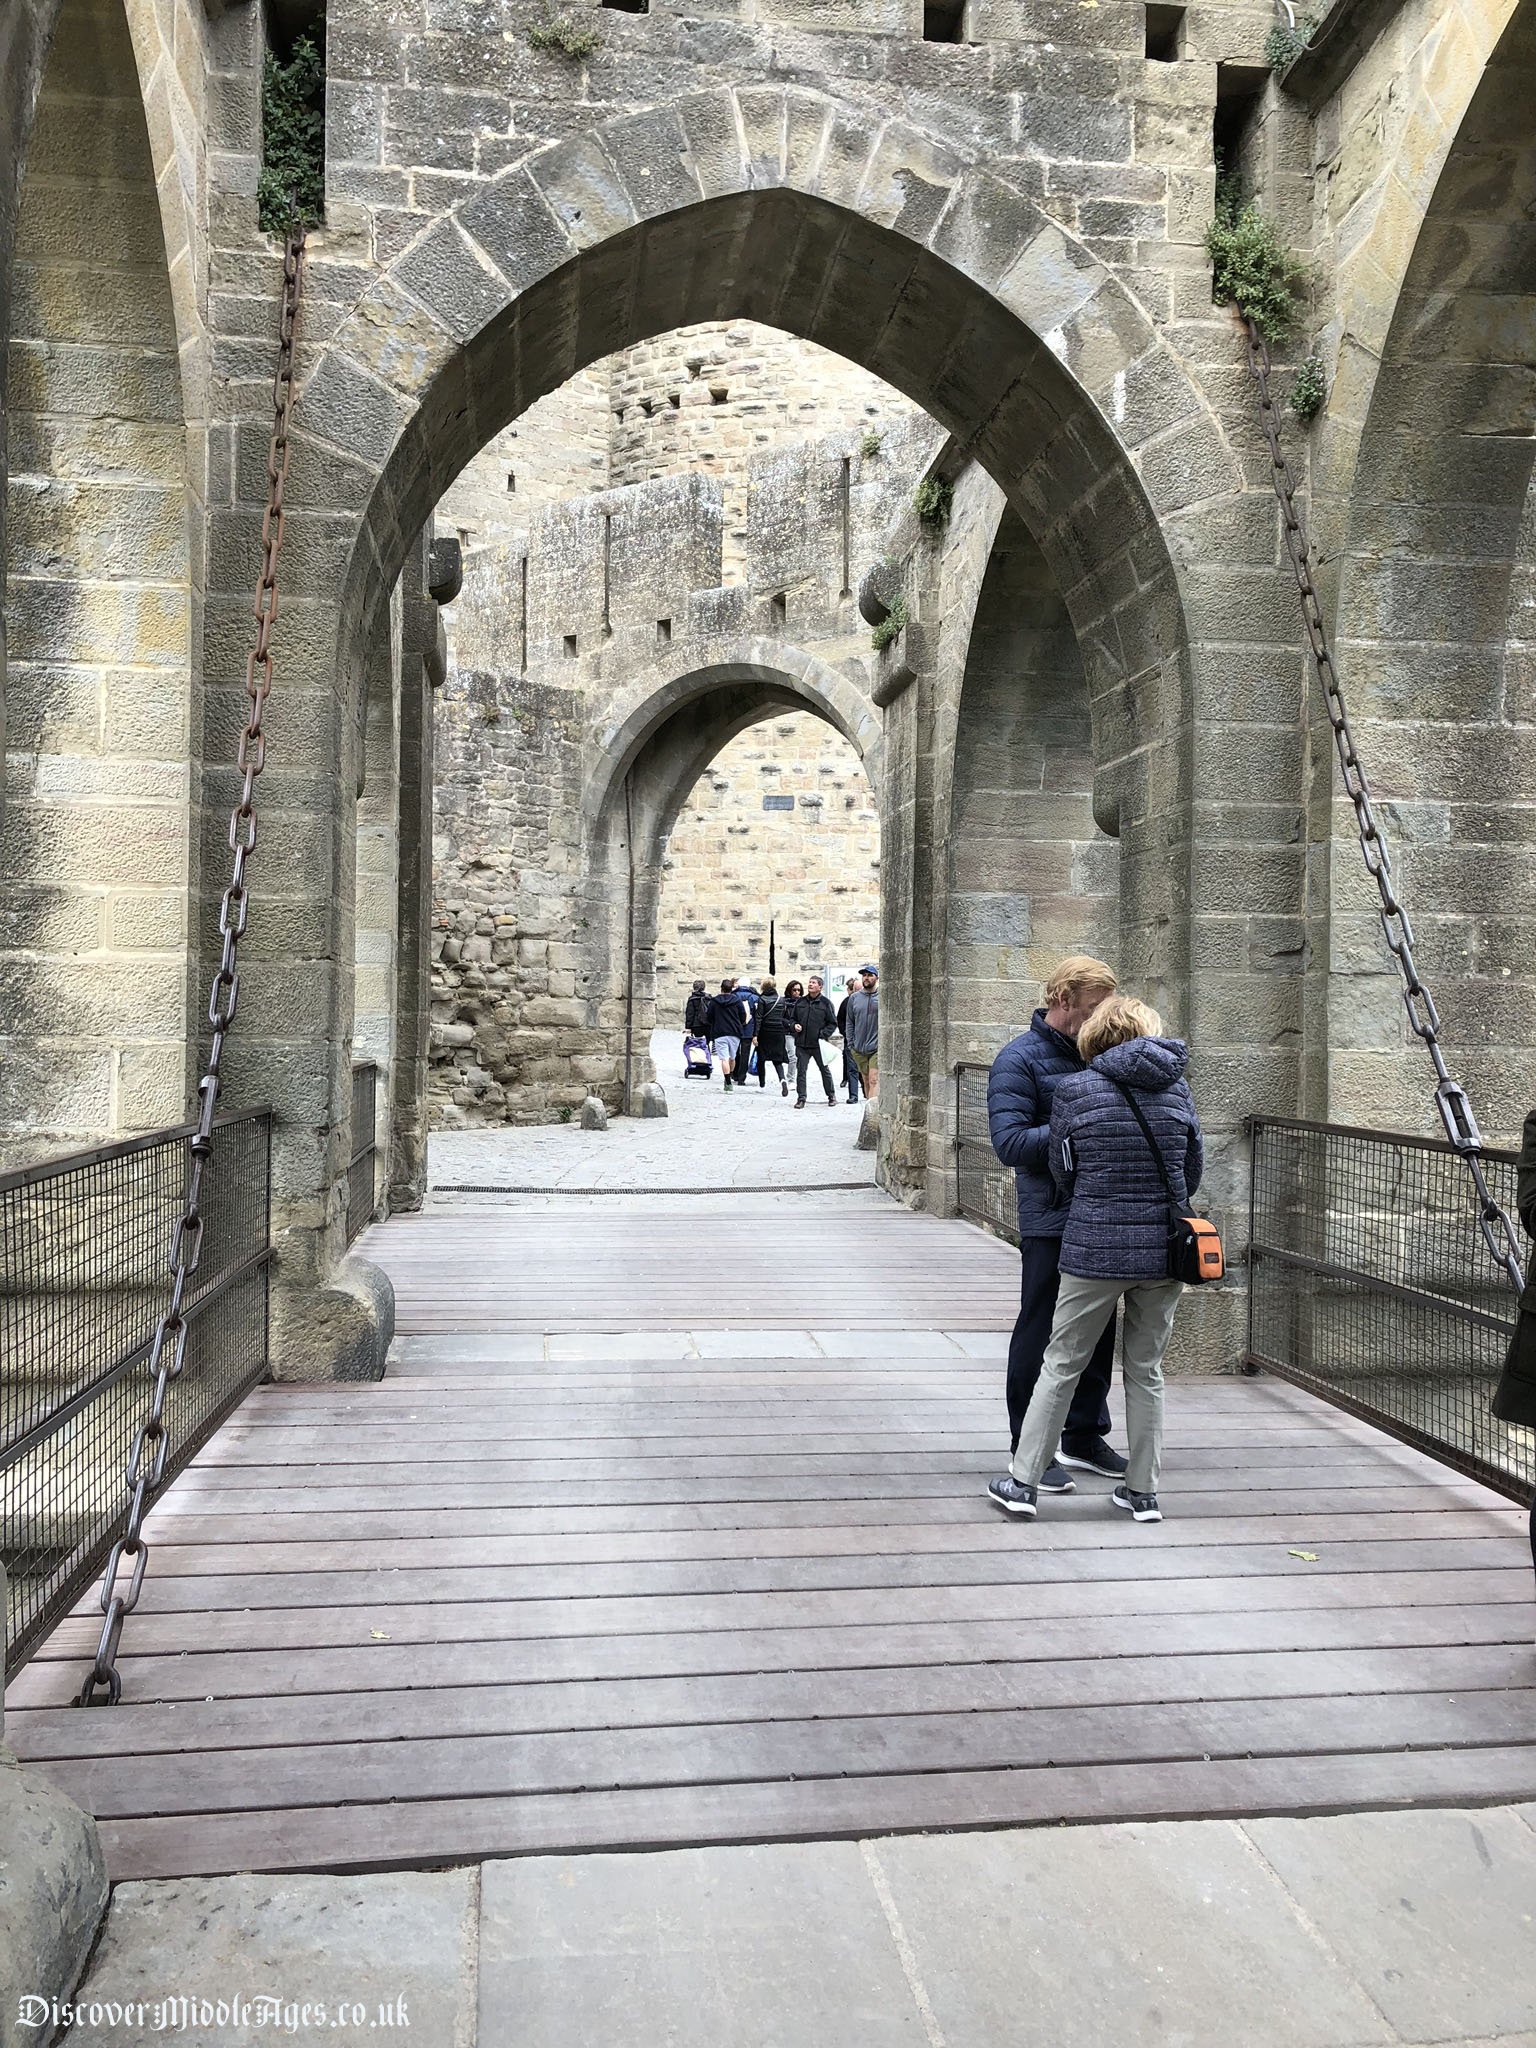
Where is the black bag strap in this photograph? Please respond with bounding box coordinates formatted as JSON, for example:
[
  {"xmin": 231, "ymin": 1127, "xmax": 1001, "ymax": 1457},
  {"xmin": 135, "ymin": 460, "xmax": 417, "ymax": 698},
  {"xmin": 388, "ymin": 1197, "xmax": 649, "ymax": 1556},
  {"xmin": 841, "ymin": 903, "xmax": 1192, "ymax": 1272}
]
[{"xmin": 1108, "ymin": 1077, "xmax": 1180, "ymax": 1215}]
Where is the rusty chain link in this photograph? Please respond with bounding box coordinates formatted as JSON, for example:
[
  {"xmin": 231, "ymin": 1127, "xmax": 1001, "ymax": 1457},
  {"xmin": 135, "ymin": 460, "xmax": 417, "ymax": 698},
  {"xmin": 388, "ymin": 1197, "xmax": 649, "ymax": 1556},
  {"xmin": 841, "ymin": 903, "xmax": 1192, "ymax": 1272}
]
[
  {"xmin": 79, "ymin": 225, "xmax": 306, "ymax": 1706},
  {"xmin": 1243, "ymin": 318, "xmax": 1526, "ymax": 1296}
]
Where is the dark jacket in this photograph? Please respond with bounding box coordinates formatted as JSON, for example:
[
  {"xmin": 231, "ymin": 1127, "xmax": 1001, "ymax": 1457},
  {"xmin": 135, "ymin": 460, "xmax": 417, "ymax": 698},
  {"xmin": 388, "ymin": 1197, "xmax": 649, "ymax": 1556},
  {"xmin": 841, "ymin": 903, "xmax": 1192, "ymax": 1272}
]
[
  {"xmin": 1049, "ymin": 1035, "xmax": 1205, "ymax": 1281},
  {"xmin": 789, "ymin": 993, "xmax": 836, "ymax": 1046},
  {"xmin": 685, "ymin": 989, "xmax": 710, "ymax": 1036},
  {"xmin": 706, "ymin": 992, "xmax": 749, "ymax": 1041},
  {"xmin": 987, "ymin": 1009, "xmax": 1088, "ymax": 1239},
  {"xmin": 1491, "ymin": 1108, "xmax": 1536, "ymax": 1427},
  {"xmin": 756, "ymin": 994, "xmax": 790, "ymax": 1061}
]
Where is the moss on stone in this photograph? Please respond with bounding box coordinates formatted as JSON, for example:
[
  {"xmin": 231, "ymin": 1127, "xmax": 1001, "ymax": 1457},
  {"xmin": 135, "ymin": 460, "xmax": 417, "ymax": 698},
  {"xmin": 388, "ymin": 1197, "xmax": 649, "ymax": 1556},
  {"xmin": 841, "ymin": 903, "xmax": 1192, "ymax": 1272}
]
[
  {"xmin": 871, "ymin": 594, "xmax": 909, "ymax": 651},
  {"xmin": 527, "ymin": 12, "xmax": 602, "ymax": 57},
  {"xmin": 913, "ymin": 476, "xmax": 952, "ymax": 529}
]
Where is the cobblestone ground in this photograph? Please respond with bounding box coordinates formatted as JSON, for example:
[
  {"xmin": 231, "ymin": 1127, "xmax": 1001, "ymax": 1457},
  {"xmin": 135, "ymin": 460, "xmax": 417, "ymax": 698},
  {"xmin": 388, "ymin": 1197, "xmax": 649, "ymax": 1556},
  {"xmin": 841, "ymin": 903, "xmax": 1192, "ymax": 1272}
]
[{"xmin": 429, "ymin": 1031, "xmax": 875, "ymax": 1193}]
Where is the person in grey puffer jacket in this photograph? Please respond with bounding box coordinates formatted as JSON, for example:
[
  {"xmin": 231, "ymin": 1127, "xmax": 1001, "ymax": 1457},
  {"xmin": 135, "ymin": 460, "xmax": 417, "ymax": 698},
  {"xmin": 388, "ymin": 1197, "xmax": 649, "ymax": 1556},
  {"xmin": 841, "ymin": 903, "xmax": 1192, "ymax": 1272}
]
[{"xmin": 990, "ymin": 995, "xmax": 1205, "ymax": 1527}]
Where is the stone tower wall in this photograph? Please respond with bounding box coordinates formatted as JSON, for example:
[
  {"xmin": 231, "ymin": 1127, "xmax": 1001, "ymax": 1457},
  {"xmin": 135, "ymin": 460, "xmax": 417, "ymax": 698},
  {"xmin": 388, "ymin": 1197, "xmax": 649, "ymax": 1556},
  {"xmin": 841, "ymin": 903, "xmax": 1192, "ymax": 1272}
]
[{"xmin": 655, "ymin": 712, "xmax": 880, "ymax": 1020}]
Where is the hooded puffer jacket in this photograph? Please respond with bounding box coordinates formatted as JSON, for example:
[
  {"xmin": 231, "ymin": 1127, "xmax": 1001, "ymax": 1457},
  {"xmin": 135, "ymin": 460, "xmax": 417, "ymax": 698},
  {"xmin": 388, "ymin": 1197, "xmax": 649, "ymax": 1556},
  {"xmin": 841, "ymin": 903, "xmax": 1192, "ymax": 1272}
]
[{"xmin": 1048, "ymin": 1035, "xmax": 1205, "ymax": 1280}]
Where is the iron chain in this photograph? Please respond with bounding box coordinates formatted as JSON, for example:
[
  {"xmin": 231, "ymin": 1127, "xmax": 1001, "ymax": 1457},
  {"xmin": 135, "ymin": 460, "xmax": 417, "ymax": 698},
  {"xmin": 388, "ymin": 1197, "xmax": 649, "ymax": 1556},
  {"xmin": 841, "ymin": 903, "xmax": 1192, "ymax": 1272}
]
[
  {"xmin": 1242, "ymin": 319, "xmax": 1526, "ymax": 1296},
  {"xmin": 79, "ymin": 225, "xmax": 306, "ymax": 1706}
]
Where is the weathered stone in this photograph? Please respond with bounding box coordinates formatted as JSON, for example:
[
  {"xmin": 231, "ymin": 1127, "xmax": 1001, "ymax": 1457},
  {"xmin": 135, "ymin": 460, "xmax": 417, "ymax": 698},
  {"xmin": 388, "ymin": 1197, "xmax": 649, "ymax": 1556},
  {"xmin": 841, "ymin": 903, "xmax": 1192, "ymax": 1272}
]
[
  {"xmin": 639, "ymin": 1081, "xmax": 668, "ymax": 1117},
  {"xmin": 579, "ymin": 1095, "xmax": 609, "ymax": 1130}
]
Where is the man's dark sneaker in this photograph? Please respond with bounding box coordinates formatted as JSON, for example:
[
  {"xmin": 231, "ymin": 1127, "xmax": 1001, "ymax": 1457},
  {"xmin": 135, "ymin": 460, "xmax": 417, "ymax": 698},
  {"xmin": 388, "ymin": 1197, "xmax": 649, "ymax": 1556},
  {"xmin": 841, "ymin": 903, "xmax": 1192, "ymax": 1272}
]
[
  {"xmin": 1111, "ymin": 1483, "xmax": 1163, "ymax": 1524},
  {"xmin": 1060, "ymin": 1440, "xmax": 1129, "ymax": 1479},
  {"xmin": 988, "ymin": 1475, "xmax": 1038, "ymax": 1518},
  {"xmin": 723, "ymin": 1078, "xmax": 733, "ymax": 1091},
  {"xmin": 1037, "ymin": 1461, "xmax": 1076, "ymax": 1494}
]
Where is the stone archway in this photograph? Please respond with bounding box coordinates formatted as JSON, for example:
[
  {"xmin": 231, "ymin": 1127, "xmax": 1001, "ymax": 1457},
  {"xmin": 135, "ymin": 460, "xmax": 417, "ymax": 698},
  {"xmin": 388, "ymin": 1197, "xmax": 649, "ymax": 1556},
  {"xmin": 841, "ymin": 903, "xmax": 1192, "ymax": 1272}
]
[
  {"xmin": 224, "ymin": 87, "xmax": 1267, "ymax": 1370},
  {"xmin": 431, "ymin": 640, "xmax": 882, "ymax": 1123}
]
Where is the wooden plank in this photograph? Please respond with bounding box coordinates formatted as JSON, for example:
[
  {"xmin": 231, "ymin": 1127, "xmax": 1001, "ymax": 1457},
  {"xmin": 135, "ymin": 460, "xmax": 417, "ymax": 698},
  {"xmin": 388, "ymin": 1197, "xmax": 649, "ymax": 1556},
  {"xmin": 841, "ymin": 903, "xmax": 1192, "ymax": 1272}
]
[
  {"xmin": 72, "ymin": 1534, "xmax": 1525, "ymax": 1616},
  {"xmin": 40, "ymin": 1567, "xmax": 1530, "ymax": 1662},
  {"xmin": 91, "ymin": 1746, "xmax": 1536, "ymax": 1880},
  {"xmin": 33, "ymin": 1689, "xmax": 1536, "ymax": 1823},
  {"xmin": 128, "ymin": 1502, "xmax": 1525, "ymax": 1546},
  {"xmin": 10, "ymin": 1602, "xmax": 1526, "ymax": 1710},
  {"xmin": 13, "ymin": 1642, "xmax": 1533, "ymax": 1764}
]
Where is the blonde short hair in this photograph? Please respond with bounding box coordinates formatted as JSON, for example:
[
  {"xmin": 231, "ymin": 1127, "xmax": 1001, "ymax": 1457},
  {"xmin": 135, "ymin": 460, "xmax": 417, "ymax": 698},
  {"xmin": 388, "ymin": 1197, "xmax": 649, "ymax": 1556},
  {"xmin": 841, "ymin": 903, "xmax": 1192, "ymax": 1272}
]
[
  {"xmin": 1079, "ymin": 994, "xmax": 1163, "ymax": 1063},
  {"xmin": 1044, "ymin": 955, "xmax": 1119, "ymax": 1009}
]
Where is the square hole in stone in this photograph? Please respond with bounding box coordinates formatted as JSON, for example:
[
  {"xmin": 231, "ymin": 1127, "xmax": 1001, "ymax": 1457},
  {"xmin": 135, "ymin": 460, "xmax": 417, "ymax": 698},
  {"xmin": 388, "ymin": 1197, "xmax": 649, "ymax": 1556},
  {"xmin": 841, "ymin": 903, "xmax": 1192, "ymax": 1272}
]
[
  {"xmin": 563, "ymin": 634, "xmax": 577, "ymax": 658},
  {"xmin": 602, "ymin": 0, "xmax": 647, "ymax": 10},
  {"xmin": 770, "ymin": 591, "xmax": 787, "ymax": 623},
  {"xmin": 657, "ymin": 618, "xmax": 671, "ymax": 643},
  {"xmin": 710, "ymin": 385, "xmax": 729, "ymax": 404},
  {"xmin": 1144, "ymin": 4, "xmax": 1184, "ymax": 59},
  {"xmin": 923, "ymin": 0, "xmax": 965, "ymax": 41}
]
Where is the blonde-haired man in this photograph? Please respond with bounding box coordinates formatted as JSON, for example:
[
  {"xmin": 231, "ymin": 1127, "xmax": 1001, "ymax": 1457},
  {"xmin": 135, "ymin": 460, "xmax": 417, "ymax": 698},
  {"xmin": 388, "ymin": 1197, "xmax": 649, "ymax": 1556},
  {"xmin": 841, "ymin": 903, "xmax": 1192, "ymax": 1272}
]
[{"xmin": 986, "ymin": 956, "xmax": 1125, "ymax": 1490}]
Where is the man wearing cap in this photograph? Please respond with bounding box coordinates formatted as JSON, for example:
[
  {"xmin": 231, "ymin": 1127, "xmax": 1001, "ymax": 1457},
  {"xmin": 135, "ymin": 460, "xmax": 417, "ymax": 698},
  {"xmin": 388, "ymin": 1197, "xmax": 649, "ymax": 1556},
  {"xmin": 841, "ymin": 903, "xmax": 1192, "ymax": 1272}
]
[{"xmin": 845, "ymin": 964, "xmax": 879, "ymax": 1103}]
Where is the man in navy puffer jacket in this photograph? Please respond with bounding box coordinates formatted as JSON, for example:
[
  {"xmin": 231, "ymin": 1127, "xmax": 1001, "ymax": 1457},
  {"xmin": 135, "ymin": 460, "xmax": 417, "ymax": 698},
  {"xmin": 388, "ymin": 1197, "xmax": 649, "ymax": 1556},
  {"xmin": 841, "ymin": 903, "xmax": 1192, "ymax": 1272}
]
[
  {"xmin": 991, "ymin": 997, "xmax": 1205, "ymax": 1525},
  {"xmin": 987, "ymin": 955, "xmax": 1124, "ymax": 1490}
]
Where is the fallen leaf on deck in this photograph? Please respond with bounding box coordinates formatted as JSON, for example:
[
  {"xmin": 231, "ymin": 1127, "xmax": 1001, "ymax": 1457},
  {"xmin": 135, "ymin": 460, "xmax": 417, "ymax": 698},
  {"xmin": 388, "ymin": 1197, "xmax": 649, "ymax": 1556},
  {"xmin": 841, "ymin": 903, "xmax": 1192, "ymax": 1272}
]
[{"xmin": 1287, "ymin": 1550, "xmax": 1319, "ymax": 1562}]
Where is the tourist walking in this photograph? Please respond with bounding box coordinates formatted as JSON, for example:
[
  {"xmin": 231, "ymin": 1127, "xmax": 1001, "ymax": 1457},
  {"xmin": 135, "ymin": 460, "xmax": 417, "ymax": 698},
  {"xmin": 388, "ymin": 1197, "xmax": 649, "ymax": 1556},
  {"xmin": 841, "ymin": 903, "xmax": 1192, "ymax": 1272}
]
[
  {"xmin": 835, "ymin": 977, "xmax": 863, "ymax": 1102},
  {"xmin": 753, "ymin": 979, "xmax": 791, "ymax": 1094},
  {"xmin": 988, "ymin": 955, "xmax": 1124, "ymax": 1488},
  {"xmin": 845, "ymin": 964, "xmax": 879, "ymax": 1102},
  {"xmin": 989, "ymin": 994, "xmax": 1205, "ymax": 1526},
  {"xmin": 707, "ymin": 977, "xmax": 744, "ymax": 1090},
  {"xmin": 733, "ymin": 978, "xmax": 759, "ymax": 1084},
  {"xmin": 1491, "ymin": 1104, "xmax": 1536, "ymax": 1597},
  {"xmin": 685, "ymin": 979, "xmax": 711, "ymax": 1037},
  {"xmin": 789, "ymin": 974, "xmax": 837, "ymax": 1107}
]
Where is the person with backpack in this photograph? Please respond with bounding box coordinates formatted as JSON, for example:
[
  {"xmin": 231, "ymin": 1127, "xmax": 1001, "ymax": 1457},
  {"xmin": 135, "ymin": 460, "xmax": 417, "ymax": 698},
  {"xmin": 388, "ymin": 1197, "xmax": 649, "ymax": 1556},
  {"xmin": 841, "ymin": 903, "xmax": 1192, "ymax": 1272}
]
[
  {"xmin": 989, "ymin": 994, "xmax": 1208, "ymax": 1527},
  {"xmin": 788, "ymin": 974, "xmax": 837, "ymax": 1107},
  {"xmin": 753, "ymin": 980, "xmax": 791, "ymax": 1095},
  {"xmin": 1491, "ymin": 1105, "xmax": 1536, "ymax": 1599},
  {"xmin": 685, "ymin": 980, "xmax": 710, "ymax": 1037}
]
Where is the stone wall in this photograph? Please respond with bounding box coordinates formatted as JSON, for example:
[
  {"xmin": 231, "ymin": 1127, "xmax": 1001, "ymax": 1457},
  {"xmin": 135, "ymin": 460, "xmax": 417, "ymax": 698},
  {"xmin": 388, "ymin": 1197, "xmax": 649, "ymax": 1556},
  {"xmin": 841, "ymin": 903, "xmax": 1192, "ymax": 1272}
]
[
  {"xmin": 654, "ymin": 712, "xmax": 880, "ymax": 1017},
  {"xmin": 0, "ymin": 0, "xmax": 193, "ymax": 1168}
]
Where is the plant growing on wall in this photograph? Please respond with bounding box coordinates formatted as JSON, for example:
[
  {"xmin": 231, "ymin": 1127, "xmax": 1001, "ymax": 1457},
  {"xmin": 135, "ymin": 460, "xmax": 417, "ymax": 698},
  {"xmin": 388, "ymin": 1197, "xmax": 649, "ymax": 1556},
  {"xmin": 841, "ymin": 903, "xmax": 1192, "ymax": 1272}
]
[
  {"xmin": 860, "ymin": 427, "xmax": 883, "ymax": 459},
  {"xmin": 1205, "ymin": 173, "xmax": 1308, "ymax": 344},
  {"xmin": 1290, "ymin": 354, "xmax": 1327, "ymax": 421},
  {"xmin": 258, "ymin": 33, "xmax": 325, "ymax": 234},
  {"xmin": 527, "ymin": 9, "xmax": 602, "ymax": 56},
  {"xmin": 871, "ymin": 595, "xmax": 909, "ymax": 653},
  {"xmin": 913, "ymin": 476, "xmax": 953, "ymax": 529},
  {"xmin": 1264, "ymin": 12, "xmax": 1318, "ymax": 68}
]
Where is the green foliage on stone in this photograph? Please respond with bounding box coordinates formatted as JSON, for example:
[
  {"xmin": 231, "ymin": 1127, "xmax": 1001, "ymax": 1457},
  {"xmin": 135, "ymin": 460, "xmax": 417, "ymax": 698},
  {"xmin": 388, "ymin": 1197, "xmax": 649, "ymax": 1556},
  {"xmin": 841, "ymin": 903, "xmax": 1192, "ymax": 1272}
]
[
  {"xmin": 527, "ymin": 10, "xmax": 602, "ymax": 57},
  {"xmin": 1264, "ymin": 13, "xmax": 1318, "ymax": 69},
  {"xmin": 913, "ymin": 476, "xmax": 953, "ymax": 529},
  {"xmin": 1290, "ymin": 353, "xmax": 1327, "ymax": 422},
  {"xmin": 871, "ymin": 595, "xmax": 909, "ymax": 652},
  {"xmin": 258, "ymin": 34, "xmax": 326, "ymax": 235},
  {"xmin": 860, "ymin": 427, "xmax": 884, "ymax": 459},
  {"xmin": 1205, "ymin": 175, "xmax": 1307, "ymax": 344}
]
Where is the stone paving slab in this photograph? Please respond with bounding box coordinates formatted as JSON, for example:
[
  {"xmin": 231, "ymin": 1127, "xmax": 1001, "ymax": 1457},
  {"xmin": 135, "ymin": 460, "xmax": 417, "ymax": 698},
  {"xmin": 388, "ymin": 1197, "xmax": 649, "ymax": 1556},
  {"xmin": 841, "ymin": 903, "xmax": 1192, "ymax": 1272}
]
[
  {"xmin": 48, "ymin": 1810, "xmax": 1536, "ymax": 2046},
  {"xmin": 60, "ymin": 1871, "xmax": 478, "ymax": 2047},
  {"xmin": 429, "ymin": 1031, "xmax": 876, "ymax": 1194},
  {"xmin": 1242, "ymin": 1807, "xmax": 1536, "ymax": 2044},
  {"xmin": 478, "ymin": 1843, "xmax": 930, "ymax": 2048}
]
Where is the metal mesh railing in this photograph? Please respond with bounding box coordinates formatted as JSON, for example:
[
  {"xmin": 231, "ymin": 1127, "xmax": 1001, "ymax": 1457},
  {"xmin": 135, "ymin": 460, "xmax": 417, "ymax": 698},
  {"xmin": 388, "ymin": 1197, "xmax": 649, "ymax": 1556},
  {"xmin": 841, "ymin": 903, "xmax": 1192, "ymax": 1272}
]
[
  {"xmin": 955, "ymin": 1064, "xmax": 1019, "ymax": 1244},
  {"xmin": 346, "ymin": 1062, "xmax": 379, "ymax": 1245},
  {"xmin": 1247, "ymin": 1117, "xmax": 1532, "ymax": 1504},
  {"xmin": 2, "ymin": 1109, "xmax": 271, "ymax": 1676}
]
